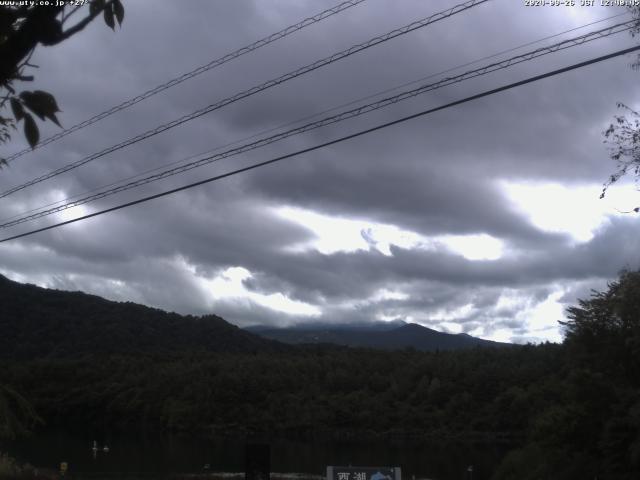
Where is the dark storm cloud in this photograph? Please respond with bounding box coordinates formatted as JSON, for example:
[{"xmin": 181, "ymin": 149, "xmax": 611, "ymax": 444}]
[
  {"xmin": 222, "ymin": 215, "xmax": 639, "ymax": 337},
  {"xmin": 241, "ymin": 146, "xmax": 573, "ymax": 246},
  {"xmin": 207, "ymin": 211, "xmax": 638, "ymax": 313},
  {"xmin": 1, "ymin": 0, "xmax": 638, "ymax": 341},
  {"xmin": 9, "ymin": 193, "xmax": 314, "ymax": 268}
]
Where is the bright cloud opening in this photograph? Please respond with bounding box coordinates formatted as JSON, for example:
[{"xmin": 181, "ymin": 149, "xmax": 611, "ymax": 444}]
[
  {"xmin": 275, "ymin": 207, "xmax": 370, "ymax": 254},
  {"xmin": 275, "ymin": 206, "xmax": 424, "ymax": 255},
  {"xmin": 437, "ymin": 234, "xmax": 504, "ymax": 260},
  {"xmin": 431, "ymin": 303, "xmax": 476, "ymax": 322},
  {"xmin": 199, "ymin": 265, "xmax": 321, "ymax": 317},
  {"xmin": 523, "ymin": 289, "xmax": 565, "ymax": 343},
  {"xmin": 483, "ymin": 328, "xmax": 514, "ymax": 343},
  {"xmin": 275, "ymin": 206, "xmax": 505, "ymax": 260},
  {"xmin": 439, "ymin": 321, "xmax": 464, "ymax": 334},
  {"xmin": 371, "ymin": 288, "xmax": 410, "ymax": 301},
  {"xmin": 500, "ymin": 181, "xmax": 640, "ymax": 242},
  {"xmin": 50, "ymin": 189, "xmax": 91, "ymax": 224}
]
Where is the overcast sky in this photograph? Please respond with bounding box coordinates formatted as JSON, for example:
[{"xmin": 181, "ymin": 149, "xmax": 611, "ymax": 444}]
[{"xmin": 1, "ymin": 0, "xmax": 640, "ymax": 343}]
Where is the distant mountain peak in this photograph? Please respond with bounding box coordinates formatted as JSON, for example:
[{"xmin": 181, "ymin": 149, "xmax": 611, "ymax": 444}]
[
  {"xmin": 398, "ymin": 322, "xmax": 432, "ymax": 331},
  {"xmin": 247, "ymin": 320, "xmax": 511, "ymax": 351}
]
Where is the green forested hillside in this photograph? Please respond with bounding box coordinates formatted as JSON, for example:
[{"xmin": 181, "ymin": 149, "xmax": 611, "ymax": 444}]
[
  {"xmin": 1, "ymin": 271, "xmax": 640, "ymax": 478},
  {"xmin": 0, "ymin": 274, "xmax": 286, "ymax": 358},
  {"xmin": 0, "ymin": 345, "xmax": 559, "ymax": 436}
]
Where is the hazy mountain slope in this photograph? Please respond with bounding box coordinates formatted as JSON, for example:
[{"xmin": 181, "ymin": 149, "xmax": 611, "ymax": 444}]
[{"xmin": 249, "ymin": 322, "xmax": 510, "ymax": 351}]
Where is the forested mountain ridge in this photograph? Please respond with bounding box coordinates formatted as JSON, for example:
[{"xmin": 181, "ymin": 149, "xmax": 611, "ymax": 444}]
[
  {"xmin": 0, "ymin": 274, "xmax": 287, "ymax": 358},
  {"xmin": 2, "ymin": 271, "xmax": 640, "ymax": 478},
  {"xmin": 0, "ymin": 272, "xmax": 505, "ymax": 359},
  {"xmin": 248, "ymin": 322, "xmax": 510, "ymax": 351}
]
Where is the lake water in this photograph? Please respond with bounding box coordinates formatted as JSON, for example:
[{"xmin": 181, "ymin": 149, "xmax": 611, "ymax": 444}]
[{"xmin": 2, "ymin": 430, "xmax": 510, "ymax": 480}]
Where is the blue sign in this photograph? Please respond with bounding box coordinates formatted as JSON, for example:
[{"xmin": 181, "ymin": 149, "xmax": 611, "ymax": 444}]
[{"xmin": 327, "ymin": 466, "xmax": 401, "ymax": 480}]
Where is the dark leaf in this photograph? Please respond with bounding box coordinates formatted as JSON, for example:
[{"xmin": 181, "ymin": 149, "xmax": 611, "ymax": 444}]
[
  {"xmin": 634, "ymin": 207, "xmax": 640, "ymax": 213},
  {"xmin": 20, "ymin": 91, "xmax": 45, "ymax": 120},
  {"xmin": 104, "ymin": 4, "xmax": 115, "ymax": 30},
  {"xmin": 23, "ymin": 113, "xmax": 39, "ymax": 148},
  {"xmin": 34, "ymin": 90, "xmax": 60, "ymax": 112},
  {"xmin": 0, "ymin": 7, "xmax": 18, "ymax": 33},
  {"xmin": 113, "ymin": 0, "xmax": 124, "ymax": 25},
  {"xmin": 90, "ymin": 0, "xmax": 106, "ymax": 16},
  {"xmin": 10, "ymin": 97, "xmax": 24, "ymax": 121},
  {"xmin": 20, "ymin": 90, "xmax": 61, "ymax": 125},
  {"xmin": 48, "ymin": 112, "xmax": 62, "ymax": 128}
]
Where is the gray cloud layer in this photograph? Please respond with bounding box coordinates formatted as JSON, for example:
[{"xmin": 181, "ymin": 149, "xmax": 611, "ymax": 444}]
[{"xmin": 1, "ymin": 0, "xmax": 639, "ymax": 342}]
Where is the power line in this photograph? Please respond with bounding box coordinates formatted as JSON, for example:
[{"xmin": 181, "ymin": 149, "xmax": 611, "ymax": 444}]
[
  {"xmin": 2, "ymin": 44, "xmax": 638, "ymax": 244},
  {"xmin": 3, "ymin": 0, "xmax": 367, "ymax": 164},
  {"xmin": 0, "ymin": 0, "xmax": 490, "ymax": 199},
  {"xmin": 3, "ymin": 19, "xmax": 633, "ymax": 227},
  {"xmin": 3, "ymin": 11, "xmax": 628, "ymax": 227},
  {"xmin": 1, "ymin": 19, "xmax": 634, "ymax": 229}
]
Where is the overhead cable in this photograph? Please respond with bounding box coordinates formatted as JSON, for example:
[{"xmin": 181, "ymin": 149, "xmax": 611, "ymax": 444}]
[
  {"xmin": 0, "ymin": 0, "xmax": 491, "ymax": 199},
  {"xmin": 3, "ymin": 0, "xmax": 367, "ymax": 163},
  {"xmin": 2, "ymin": 44, "xmax": 639, "ymax": 244},
  {"xmin": 3, "ymin": 10, "xmax": 627, "ymax": 226},
  {"xmin": 1, "ymin": 19, "xmax": 634, "ymax": 229}
]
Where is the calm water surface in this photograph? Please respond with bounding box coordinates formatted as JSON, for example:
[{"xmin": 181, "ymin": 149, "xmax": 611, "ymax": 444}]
[{"xmin": 2, "ymin": 430, "xmax": 509, "ymax": 480}]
